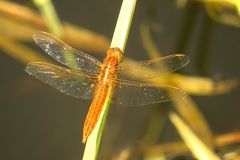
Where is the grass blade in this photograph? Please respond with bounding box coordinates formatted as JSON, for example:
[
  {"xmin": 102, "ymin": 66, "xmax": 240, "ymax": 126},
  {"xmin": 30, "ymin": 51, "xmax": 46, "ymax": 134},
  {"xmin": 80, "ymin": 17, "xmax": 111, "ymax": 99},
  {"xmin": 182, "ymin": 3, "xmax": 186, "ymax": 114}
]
[{"xmin": 169, "ymin": 112, "xmax": 220, "ymax": 160}]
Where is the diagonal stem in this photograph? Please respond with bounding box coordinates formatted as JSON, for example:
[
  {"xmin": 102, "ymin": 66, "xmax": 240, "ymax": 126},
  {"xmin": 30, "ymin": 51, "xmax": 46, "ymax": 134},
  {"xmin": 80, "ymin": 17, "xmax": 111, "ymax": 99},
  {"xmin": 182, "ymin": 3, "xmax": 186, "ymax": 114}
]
[{"xmin": 83, "ymin": 0, "xmax": 137, "ymax": 160}]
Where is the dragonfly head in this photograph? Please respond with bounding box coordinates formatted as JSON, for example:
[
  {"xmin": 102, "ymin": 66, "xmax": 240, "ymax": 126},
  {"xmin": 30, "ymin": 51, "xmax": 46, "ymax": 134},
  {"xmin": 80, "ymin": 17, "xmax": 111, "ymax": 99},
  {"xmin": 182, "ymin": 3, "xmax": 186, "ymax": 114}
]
[{"xmin": 107, "ymin": 47, "xmax": 123, "ymax": 62}]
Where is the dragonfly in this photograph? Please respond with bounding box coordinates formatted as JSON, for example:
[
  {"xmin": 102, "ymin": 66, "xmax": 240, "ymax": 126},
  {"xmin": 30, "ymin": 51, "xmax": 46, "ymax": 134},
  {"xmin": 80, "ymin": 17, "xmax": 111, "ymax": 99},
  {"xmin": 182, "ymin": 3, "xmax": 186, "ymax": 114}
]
[{"xmin": 25, "ymin": 31, "xmax": 189, "ymax": 143}]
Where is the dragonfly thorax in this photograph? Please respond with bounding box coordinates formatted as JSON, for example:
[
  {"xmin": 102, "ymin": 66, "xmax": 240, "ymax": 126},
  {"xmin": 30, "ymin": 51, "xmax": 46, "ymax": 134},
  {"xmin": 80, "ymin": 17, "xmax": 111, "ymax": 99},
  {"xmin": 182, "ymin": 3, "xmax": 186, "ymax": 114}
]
[{"xmin": 107, "ymin": 47, "xmax": 123, "ymax": 62}]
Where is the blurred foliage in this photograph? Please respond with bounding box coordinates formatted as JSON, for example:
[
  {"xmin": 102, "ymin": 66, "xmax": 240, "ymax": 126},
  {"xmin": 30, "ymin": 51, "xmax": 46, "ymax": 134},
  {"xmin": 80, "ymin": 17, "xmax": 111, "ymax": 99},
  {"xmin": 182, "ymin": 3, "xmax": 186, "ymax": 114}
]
[
  {"xmin": 0, "ymin": 0, "xmax": 240, "ymax": 160},
  {"xmin": 177, "ymin": 0, "xmax": 240, "ymax": 27},
  {"xmin": 113, "ymin": 0, "xmax": 240, "ymax": 159},
  {"xmin": 0, "ymin": 1, "xmax": 110, "ymax": 58}
]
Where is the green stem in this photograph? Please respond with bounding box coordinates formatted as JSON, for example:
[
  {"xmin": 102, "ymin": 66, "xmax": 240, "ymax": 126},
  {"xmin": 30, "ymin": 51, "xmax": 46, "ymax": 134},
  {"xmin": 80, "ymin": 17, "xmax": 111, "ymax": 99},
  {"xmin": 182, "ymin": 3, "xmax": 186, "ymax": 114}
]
[
  {"xmin": 83, "ymin": 0, "xmax": 137, "ymax": 160},
  {"xmin": 33, "ymin": 0, "xmax": 64, "ymax": 37},
  {"xmin": 33, "ymin": 0, "xmax": 78, "ymax": 69},
  {"xmin": 110, "ymin": 0, "xmax": 137, "ymax": 51}
]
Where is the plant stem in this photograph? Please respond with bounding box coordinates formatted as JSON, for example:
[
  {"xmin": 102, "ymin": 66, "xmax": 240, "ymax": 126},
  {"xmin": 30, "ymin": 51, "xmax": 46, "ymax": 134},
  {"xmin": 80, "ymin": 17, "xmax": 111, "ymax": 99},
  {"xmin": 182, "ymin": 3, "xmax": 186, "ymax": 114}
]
[
  {"xmin": 33, "ymin": 0, "xmax": 64, "ymax": 37},
  {"xmin": 83, "ymin": 0, "xmax": 137, "ymax": 160},
  {"xmin": 110, "ymin": 0, "xmax": 137, "ymax": 51}
]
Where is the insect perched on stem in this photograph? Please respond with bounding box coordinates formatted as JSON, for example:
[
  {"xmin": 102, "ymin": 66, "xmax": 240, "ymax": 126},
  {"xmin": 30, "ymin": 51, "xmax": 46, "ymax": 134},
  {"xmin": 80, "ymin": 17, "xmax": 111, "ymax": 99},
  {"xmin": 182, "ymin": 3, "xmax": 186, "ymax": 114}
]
[{"xmin": 25, "ymin": 32, "xmax": 189, "ymax": 143}]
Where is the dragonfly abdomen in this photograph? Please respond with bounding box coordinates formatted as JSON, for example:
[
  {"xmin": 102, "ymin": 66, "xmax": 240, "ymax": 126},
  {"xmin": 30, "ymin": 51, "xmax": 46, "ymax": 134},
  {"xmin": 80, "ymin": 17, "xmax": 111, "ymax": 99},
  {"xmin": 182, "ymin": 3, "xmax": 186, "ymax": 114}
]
[
  {"xmin": 82, "ymin": 82, "xmax": 110, "ymax": 143},
  {"xmin": 82, "ymin": 48, "xmax": 122, "ymax": 143}
]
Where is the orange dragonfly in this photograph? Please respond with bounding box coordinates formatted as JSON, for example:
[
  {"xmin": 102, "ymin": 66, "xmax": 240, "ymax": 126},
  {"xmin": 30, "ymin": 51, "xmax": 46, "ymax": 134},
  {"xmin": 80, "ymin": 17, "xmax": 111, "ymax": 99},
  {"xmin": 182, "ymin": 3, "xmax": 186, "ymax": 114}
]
[{"xmin": 25, "ymin": 32, "xmax": 189, "ymax": 143}]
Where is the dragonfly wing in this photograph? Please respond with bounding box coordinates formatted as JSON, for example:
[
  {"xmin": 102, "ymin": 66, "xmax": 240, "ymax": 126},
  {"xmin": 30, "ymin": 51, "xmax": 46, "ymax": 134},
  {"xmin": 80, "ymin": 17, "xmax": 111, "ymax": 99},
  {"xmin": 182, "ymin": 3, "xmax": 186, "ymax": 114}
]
[
  {"xmin": 33, "ymin": 31, "xmax": 102, "ymax": 74},
  {"xmin": 118, "ymin": 54, "xmax": 189, "ymax": 79},
  {"xmin": 112, "ymin": 79, "xmax": 186, "ymax": 106},
  {"xmin": 25, "ymin": 62, "xmax": 98, "ymax": 99}
]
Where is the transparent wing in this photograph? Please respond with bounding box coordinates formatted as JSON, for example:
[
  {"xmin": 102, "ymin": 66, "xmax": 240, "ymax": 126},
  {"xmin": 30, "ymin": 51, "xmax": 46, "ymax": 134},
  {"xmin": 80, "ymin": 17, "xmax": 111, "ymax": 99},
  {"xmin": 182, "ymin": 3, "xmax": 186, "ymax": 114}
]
[
  {"xmin": 118, "ymin": 54, "xmax": 189, "ymax": 79},
  {"xmin": 25, "ymin": 62, "xmax": 98, "ymax": 99},
  {"xmin": 33, "ymin": 31, "xmax": 102, "ymax": 74},
  {"xmin": 112, "ymin": 79, "xmax": 186, "ymax": 106}
]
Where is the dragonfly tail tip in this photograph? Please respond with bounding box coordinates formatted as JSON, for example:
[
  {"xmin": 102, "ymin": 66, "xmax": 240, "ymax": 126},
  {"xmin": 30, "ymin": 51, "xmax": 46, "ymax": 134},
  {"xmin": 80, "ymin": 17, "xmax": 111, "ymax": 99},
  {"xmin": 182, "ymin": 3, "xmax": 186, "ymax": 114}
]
[{"xmin": 82, "ymin": 136, "xmax": 87, "ymax": 144}]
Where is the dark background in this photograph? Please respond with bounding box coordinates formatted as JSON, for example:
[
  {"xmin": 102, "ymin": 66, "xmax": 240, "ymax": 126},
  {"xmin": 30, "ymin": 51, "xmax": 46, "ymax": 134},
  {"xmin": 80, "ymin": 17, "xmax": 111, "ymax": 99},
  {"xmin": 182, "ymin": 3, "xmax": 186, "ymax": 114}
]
[{"xmin": 0, "ymin": 0, "xmax": 240, "ymax": 159}]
